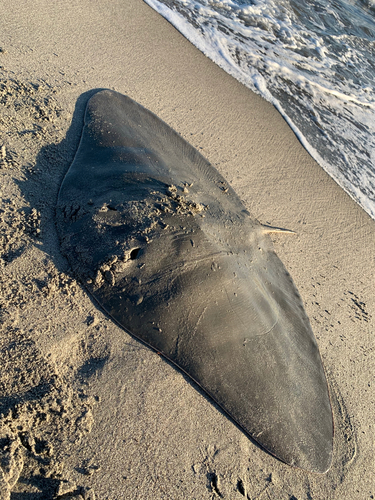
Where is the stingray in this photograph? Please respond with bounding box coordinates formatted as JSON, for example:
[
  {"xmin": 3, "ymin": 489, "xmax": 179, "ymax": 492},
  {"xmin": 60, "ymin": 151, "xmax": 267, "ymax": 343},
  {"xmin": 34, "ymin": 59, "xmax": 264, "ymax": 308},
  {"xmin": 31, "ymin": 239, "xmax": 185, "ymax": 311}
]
[{"xmin": 56, "ymin": 90, "xmax": 333, "ymax": 473}]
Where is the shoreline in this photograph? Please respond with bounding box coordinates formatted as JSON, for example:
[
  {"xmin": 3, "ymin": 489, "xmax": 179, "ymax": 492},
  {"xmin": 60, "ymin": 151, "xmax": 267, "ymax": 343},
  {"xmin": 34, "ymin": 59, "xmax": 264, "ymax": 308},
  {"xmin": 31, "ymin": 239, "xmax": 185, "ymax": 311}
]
[{"xmin": 1, "ymin": 1, "xmax": 374, "ymax": 498}]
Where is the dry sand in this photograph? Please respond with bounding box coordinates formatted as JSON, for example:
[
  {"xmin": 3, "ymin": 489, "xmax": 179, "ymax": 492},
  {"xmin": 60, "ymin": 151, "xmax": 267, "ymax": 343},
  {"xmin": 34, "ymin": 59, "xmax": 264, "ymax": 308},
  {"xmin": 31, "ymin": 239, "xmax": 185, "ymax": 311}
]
[{"xmin": 0, "ymin": 1, "xmax": 374, "ymax": 499}]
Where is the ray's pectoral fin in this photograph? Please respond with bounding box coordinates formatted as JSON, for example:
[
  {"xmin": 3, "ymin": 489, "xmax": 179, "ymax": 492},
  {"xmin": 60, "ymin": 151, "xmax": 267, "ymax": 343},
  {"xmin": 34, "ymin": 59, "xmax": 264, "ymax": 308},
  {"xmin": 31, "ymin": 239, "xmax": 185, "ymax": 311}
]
[{"xmin": 56, "ymin": 89, "xmax": 333, "ymax": 474}]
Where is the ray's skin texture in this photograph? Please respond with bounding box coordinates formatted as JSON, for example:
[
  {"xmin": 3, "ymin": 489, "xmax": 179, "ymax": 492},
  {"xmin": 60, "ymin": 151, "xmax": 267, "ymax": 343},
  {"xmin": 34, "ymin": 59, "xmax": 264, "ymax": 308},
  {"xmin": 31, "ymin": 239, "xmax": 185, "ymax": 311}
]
[{"xmin": 56, "ymin": 90, "xmax": 333, "ymax": 473}]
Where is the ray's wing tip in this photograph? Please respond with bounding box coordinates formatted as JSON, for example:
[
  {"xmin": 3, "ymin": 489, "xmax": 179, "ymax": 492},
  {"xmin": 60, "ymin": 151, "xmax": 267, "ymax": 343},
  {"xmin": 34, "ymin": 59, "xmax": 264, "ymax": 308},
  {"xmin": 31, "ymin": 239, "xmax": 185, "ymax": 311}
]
[
  {"xmin": 254, "ymin": 417, "xmax": 333, "ymax": 474},
  {"xmin": 284, "ymin": 441, "xmax": 333, "ymax": 474},
  {"xmin": 269, "ymin": 449, "xmax": 333, "ymax": 474},
  {"xmin": 88, "ymin": 88, "xmax": 133, "ymax": 108}
]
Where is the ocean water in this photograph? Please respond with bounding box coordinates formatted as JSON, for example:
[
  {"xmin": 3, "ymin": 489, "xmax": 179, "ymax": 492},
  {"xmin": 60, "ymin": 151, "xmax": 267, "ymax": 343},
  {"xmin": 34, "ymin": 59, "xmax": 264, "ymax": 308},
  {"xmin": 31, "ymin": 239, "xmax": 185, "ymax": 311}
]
[{"xmin": 144, "ymin": 0, "xmax": 375, "ymax": 220}]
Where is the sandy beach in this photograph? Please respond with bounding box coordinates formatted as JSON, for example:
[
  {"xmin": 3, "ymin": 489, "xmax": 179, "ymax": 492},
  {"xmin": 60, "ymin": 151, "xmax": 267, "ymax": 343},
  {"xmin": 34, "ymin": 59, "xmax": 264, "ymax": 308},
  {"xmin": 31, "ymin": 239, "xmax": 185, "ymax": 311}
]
[{"xmin": 0, "ymin": 1, "xmax": 374, "ymax": 498}]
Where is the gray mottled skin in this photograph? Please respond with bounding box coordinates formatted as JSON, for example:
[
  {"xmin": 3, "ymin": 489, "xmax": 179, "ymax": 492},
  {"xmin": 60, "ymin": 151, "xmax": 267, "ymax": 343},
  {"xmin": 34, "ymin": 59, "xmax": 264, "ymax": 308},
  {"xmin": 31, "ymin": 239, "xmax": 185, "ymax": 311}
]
[{"xmin": 56, "ymin": 90, "xmax": 333, "ymax": 473}]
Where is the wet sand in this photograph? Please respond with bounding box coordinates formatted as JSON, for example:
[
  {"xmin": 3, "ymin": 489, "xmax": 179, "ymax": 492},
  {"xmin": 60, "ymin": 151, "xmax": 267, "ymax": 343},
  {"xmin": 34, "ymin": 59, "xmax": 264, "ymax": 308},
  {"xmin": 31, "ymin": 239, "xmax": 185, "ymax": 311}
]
[{"xmin": 0, "ymin": 1, "xmax": 374, "ymax": 499}]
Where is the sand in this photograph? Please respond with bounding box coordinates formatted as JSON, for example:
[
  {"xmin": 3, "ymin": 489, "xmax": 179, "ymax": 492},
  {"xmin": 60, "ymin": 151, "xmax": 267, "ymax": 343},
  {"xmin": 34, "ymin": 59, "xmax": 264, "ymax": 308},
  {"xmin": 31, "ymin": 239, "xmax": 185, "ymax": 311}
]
[{"xmin": 0, "ymin": 1, "xmax": 374, "ymax": 499}]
